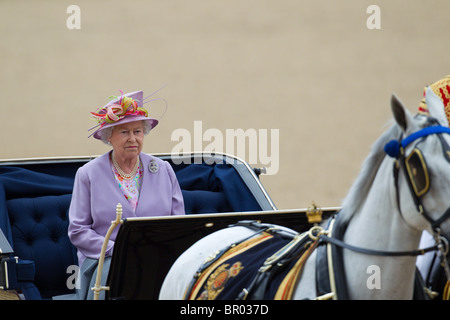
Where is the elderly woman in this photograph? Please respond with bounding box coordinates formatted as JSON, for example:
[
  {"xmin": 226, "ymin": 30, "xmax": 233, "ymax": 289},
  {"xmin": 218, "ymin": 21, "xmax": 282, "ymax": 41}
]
[{"xmin": 64, "ymin": 90, "xmax": 185, "ymax": 299}]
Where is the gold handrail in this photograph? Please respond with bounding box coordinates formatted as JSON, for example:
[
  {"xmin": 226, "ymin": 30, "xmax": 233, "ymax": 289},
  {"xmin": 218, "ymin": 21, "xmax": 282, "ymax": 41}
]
[{"xmin": 92, "ymin": 203, "xmax": 123, "ymax": 300}]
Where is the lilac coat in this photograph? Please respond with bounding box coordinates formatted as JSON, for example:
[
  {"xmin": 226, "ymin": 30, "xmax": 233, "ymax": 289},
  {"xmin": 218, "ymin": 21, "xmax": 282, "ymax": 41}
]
[{"xmin": 68, "ymin": 152, "xmax": 185, "ymax": 266}]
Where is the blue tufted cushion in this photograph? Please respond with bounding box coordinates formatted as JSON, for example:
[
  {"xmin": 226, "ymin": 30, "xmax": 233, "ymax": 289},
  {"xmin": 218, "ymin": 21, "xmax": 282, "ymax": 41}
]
[
  {"xmin": 175, "ymin": 163, "xmax": 261, "ymax": 214},
  {"xmin": 182, "ymin": 190, "xmax": 230, "ymax": 214},
  {"xmin": 7, "ymin": 194, "xmax": 77, "ymax": 299}
]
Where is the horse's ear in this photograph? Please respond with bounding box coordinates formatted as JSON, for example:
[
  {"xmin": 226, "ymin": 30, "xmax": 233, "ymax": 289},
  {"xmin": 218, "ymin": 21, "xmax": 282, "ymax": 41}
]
[
  {"xmin": 391, "ymin": 93, "xmax": 413, "ymax": 132},
  {"xmin": 424, "ymin": 86, "xmax": 450, "ymax": 127}
]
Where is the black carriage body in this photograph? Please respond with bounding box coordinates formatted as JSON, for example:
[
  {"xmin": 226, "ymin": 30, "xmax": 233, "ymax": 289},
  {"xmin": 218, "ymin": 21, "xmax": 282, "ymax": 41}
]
[{"xmin": 107, "ymin": 208, "xmax": 336, "ymax": 300}]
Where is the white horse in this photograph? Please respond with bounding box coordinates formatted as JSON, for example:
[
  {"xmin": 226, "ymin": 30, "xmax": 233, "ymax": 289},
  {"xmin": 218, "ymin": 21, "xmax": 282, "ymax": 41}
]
[{"xmin": 160, "ymin": 92, "xmax": 450, "ymax": 300}]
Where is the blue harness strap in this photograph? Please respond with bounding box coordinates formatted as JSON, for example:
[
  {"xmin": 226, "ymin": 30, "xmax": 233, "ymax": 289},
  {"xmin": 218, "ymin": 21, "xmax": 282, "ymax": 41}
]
[
  {"xmin": 402, "ymin": 126, "xmax": 450, "ymax": 148},
  {"xmin": 385, "ymin": 126, "xmax": 450, "ymax": 158}
]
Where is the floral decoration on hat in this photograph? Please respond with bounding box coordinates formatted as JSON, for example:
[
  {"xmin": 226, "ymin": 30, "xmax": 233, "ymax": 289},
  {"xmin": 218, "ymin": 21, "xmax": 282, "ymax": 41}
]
[
  {"xmin": 88, "ymin": 88, "xmax": 166, "ymax": 139},
  {"xmin": 91, "ymin": 90, "xmax": 148, "ymax": 126}
]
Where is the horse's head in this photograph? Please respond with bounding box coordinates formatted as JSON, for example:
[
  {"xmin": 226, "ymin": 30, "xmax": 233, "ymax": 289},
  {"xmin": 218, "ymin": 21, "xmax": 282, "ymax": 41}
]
[{"xmin": 387, "ymin": 90, "xmax": 450, "ymax": 238}]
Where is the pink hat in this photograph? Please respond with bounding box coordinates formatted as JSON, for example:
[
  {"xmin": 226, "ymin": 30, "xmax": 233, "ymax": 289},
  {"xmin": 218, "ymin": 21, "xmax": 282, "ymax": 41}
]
[{"xmin": 88, "ymin": 90, "xmax": 161, "ymax": 140}]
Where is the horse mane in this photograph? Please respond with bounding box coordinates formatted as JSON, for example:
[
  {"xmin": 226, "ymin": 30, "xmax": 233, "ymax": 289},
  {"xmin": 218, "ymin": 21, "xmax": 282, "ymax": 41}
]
[{"xmin": 339, "ymin": 120, "xmax": 402, "ymax": 224}]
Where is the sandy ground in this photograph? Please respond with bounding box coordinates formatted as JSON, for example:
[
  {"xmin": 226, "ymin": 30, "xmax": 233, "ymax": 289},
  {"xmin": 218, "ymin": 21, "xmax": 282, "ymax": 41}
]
[{"xmin": 1, "ymin": 0, "xmax": 449, "ymax": 210}]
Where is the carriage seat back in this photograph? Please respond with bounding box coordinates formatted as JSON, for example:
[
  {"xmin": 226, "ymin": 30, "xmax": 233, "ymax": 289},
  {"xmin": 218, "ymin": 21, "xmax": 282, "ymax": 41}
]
[{"xmin": 7, "ymin": 194, "xmax": 77, "ymax": 299}]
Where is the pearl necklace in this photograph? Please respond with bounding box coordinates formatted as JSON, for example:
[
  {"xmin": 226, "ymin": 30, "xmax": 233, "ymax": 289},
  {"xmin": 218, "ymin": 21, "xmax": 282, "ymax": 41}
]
[{"xmin": 112, "ymin": 153, "xmax": 140, "ymax": 180}]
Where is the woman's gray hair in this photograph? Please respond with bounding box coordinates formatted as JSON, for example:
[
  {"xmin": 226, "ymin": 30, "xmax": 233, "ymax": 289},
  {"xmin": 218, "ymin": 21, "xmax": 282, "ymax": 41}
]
[{"xmin": 99, "ymin": 120, "xmax": 151, "ymax": 145}]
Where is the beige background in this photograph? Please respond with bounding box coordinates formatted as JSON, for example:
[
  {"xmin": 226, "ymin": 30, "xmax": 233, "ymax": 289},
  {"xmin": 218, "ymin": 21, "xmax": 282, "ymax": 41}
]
[{"xmin": 1, "ymin": 0, "xmax": 449, "ymax": 210}]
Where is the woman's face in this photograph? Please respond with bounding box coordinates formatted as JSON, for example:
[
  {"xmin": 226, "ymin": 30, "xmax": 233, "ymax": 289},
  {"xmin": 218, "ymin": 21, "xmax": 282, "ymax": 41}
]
[{"xmin": 109, "ymin": 121, "xmax": 145, "ymax": 161}]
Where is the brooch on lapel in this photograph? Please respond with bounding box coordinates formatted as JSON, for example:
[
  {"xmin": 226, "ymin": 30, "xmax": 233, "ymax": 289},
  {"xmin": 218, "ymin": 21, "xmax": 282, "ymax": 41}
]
[{"xmin": 149, "ymin": 159, "xmax": 159, "ymax": 173}]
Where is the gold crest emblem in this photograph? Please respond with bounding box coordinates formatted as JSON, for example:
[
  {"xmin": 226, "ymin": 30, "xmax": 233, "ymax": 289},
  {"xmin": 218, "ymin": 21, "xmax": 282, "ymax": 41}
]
[{"xmin": 197, "ymin": 262, "xmax": 244, "ymax": 300}]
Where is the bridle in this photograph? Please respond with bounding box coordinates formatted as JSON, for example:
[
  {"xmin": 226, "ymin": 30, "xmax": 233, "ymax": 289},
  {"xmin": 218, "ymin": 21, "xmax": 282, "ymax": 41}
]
[
  {"xmin": 316, "ymin": 122, "xmax": 450, "ymax": 280},
  {"xmin": 384, "ymin": 124, "xmax": 450, "ymax": 233}
]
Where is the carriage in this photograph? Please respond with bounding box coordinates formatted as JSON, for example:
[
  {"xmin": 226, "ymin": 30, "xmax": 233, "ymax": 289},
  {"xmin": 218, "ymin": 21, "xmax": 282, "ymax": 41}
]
[
  {"xmin": 1, "ymin": 95, "xmax": 449, "ymax": 300},
  {"xmin": 0, "ymin": 152, "xmax": 336, "ymax": 300}
]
